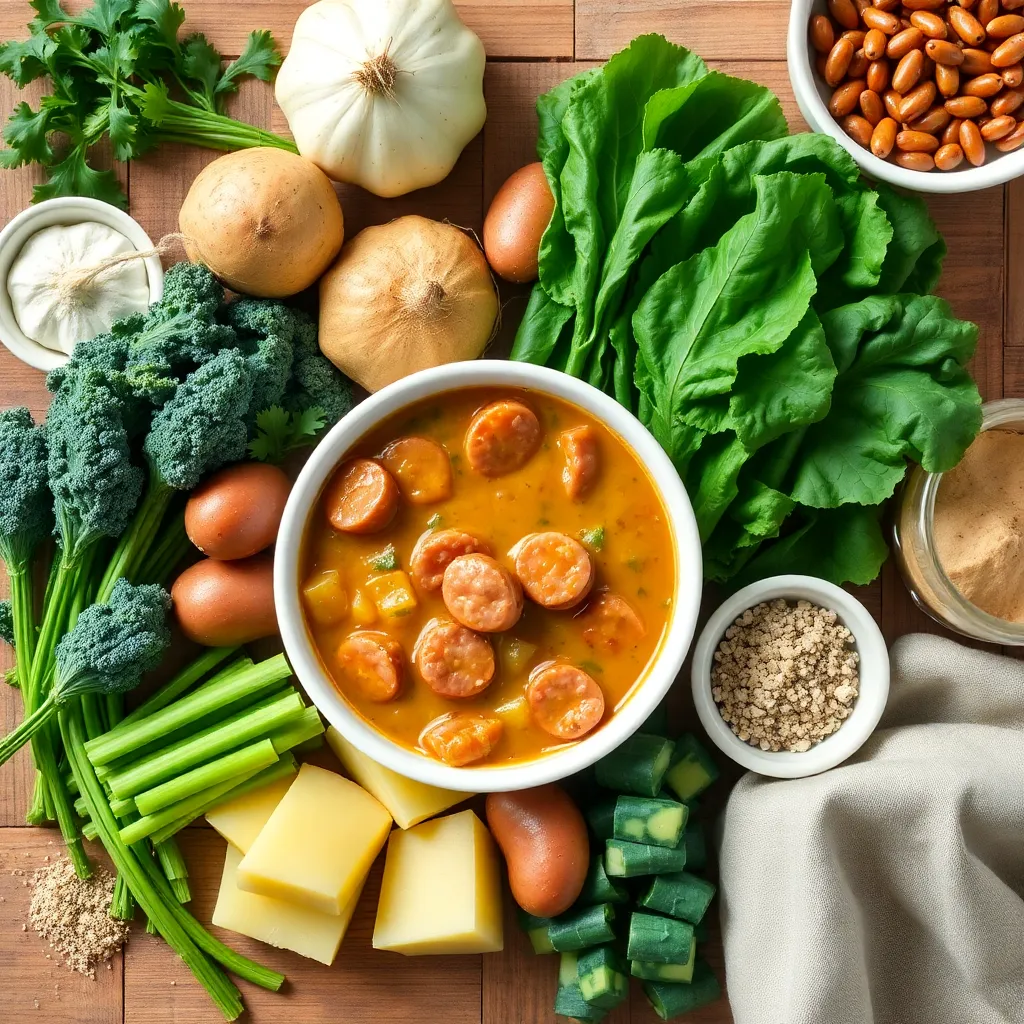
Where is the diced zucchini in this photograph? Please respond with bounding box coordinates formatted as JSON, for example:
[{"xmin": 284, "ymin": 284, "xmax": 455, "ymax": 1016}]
[
  {"xmin": 554, "ymin": 984, "xmax": 606, "ymax": 1022},
  {"xmin": 626, "ymin": 911, "xmax": 694, "ymax": 964},
  {"xmin": 663, "ymin": 733, "xmax": 720, "ymax": 802},
  {"xmin": 497, "ymin": 636, "xmax": 539, "ymax": 677},
  {"xmin": 577, "ymin": 945, "xmax": 629, "ymax": 1010},
  {"xmin": 630, "ymin": 936, "xmax": 696, "ymax": 983},
  {"xmin": 559, "ymin": 950, "xmax": 580, "ymax": 987},
  {"xmin": 350, "ymin": 588, "xmax": 377, "ymax": 625},
  {"xmin": 576, "ymin": 854, "xmax": 629, "ymax": 906},
  {"xmin": 595, "ymin": 733, "xmax": 674, "ymax": 797},
  {"xmin": 517, "ymin": 909, "xmax": 555, "ymax": 954},
  {"xmin": 366, "ymin": 570, "xmax": 418, "ymax": 618},
  {"xmin": 613, "ymin": 795, "xmax": 687, "ymax": 848},
  {"xmin": 585, "ymin": 797, "xmax": 616, "ymax": 840},
  {"xmin": 301, "ymin": 570, "xmax": 349, "ymax": 625},
  {"xmin": 682, "ymin": 822, "xmax": 708, "ymax": 872},
  {"xmin": 639, "ymin": 871, "xmax": 716, "ymax": 925},
  {"xmin": 548, "ymin": 903, "xmax": 617, "ymax": 952},
  {"xmin": 643, "ymin": 960, "xmax": 722, "ymax": 1020},
  {"xmin": 605, "ymin": 838, "xmax": 687, "ymax": 878}
]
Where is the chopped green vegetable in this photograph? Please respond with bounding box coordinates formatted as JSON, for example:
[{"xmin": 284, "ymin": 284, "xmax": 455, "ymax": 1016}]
[
  {"xmin": 584, "ymin": 797, "xmax": 617, "ymax": 840},
  {"xmin": 579, "ymin": 526, "xmax": 605, "ymax": 550},
  {"xmin": 248, "ymin": 406, "xmax": 327, "ymax": 463},
  {"xmin": 613, "ymin": 795, "xmax": 688, "ymax": 848},
  {"xmin": 554, "ymin": 951, "xmax": 607, "ymax": 1022},
  {"xmin": 517, "ymin": 910, "xmax": 556, "ymax": 954},
  {"xmin": 577, "ymin": 945, "xmax": 629, "ymax": 1010},
  {"xmin": 595, "ymin": 732, "xmax": 674, "ymax": 796},
  {"xmin": 426, "ymin": 513, "xmax": 443, "ymax": 529},
  {"xmin": 663, "ymin": 733, "xmax": 720, "ymax": 802},
  {"xmin": 370, "ymin": 544, "xmax": 400, "ymax": 572},
  {"xmin": 643, "ymin": 960, "xmax": 722, "ymax": 1019},
  {"xmin": 627, "ymin": 911, "xmax": 694, "ymax": 964},
  {"xmin": 548, "ymin": 903, "xmax": 617, "ymax": 952},
  {"xmin": 0, "ymin": 0, "xmax": 295, "ymax": 208},
  {"xmin": 638, "ymin": 871, "xmax": 716, "ymax": 925},
  {"xmin": 576, "ymin": 853, "xmax": 629, "ymax": 906},
  {"xmin": 682, "ymin": 822, "xmax": 708, "ymax": 872},
  {"xmin": 630, "ymin": 938, "xmax": 696, "ymax": 983},
  {"xmin": 605, "ymin": 838, "xmax": 687, "ymax": 878}
]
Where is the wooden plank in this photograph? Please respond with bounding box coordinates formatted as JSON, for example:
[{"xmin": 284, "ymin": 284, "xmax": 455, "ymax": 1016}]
[
  {"xmin": 0, "ymin": 829, "xmax": 122, "ymax": 1022},
  {"xmin": 576, "ymin": 0, "xmax": 789, "ymax": 62},
  {"xmin": 0, "ymin": 0, "xmax": 575, "ymax": 60},
  {"xmin": 124, "ymin": 828, "xmax": 483, "ymax": 1024}
]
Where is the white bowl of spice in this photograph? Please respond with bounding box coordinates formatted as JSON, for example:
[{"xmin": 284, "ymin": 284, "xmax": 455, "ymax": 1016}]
[
  {"xmin": 0, "ymin": 196, "xmax": 164, "ymax": 372},
  {"xmin": 691, "ymin": 575, "xmax": 890, "ymax": 779}
]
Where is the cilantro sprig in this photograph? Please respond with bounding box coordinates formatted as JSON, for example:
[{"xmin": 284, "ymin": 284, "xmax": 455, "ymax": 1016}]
[
  {"xmin": 0, "ymin": 0, "xmax": 296, "ymax": 208},
  {"xmin": 248, "ymin": 406, "xmax": 327, "ymax": 464}
]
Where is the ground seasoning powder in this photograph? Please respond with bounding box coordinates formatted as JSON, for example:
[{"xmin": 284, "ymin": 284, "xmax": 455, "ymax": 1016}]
[
  {"xmin": 29, "ymin": 856, "xmax": 128, "ymax": 976},
  {"xmin": 711, "ymin": 599, "xmax": 859, "ymax": 752}
]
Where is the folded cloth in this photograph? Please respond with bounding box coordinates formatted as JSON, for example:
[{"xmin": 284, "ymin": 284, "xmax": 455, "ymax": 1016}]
[{"xmin": 719, "ymin": 633, "xmax": 1024, "ymax": 1024}]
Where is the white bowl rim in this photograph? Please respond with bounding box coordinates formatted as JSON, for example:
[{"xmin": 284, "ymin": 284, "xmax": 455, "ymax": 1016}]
[
  {"xmin": 275, "ymin": 359, "xmax": 704, "ymax": 792},
  {"xmin": 691, "ymin": 574, "xmax": 890, "ymax": 779},
  {"xmin": 787, "ymin": 0, "xmax": 1024, "ymax": 193},
  {"xmin": 0, "ymin": 196, "xmax": 165, "ymax": 371}
]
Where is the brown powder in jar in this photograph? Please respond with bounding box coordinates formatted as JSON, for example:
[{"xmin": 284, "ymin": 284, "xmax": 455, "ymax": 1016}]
[{"xmin": 933, "ymin": 429, "xmax": 1024, "ymax": 623}]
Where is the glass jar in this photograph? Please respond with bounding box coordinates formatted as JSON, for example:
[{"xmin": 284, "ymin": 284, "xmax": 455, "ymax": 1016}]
[{"xmin": 893, "ymin": 399, "xmax": 1024, "ymax": 645}]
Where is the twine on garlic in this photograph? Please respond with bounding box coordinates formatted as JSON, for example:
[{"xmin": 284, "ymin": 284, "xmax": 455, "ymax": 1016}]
[{"xmin": 54, "ymin": 232, "xmax": 195, "ymax": 307}]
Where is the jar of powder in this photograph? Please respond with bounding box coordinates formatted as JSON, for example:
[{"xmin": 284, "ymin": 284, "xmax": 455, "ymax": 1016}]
[{"xmin": 894, "ymin": 399, "xmax": 1024, "ymax": 645}]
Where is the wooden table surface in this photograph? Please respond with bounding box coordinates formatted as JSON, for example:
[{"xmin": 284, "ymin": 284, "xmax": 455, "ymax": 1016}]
[{"xmin": 0, "ymin": 0, "xmax": 1013, "ymax": 1021}]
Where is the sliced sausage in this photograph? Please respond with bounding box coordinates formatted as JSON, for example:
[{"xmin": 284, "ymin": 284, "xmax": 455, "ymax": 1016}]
[
  {"xmin": 513, "ymin": 532, "xmax": 595, "ymax": 610},
  {"xmin": 559, "ymin": 425, "xmax": 601, "ymax": 501},
  {"xmin": 421, "ymin": 712, "xmax": 504, "ymax": 767},
  {"xmin": 410, "ymin": 528, "xmax": 492, "ymax": 592},
  {"xmin": 465, "ymin": 399, "xmax": 542, "ymax": 477},
  {"xmin": 526, "ymin": 663, "xmax": 605, "ymax": 740},
  {"xmin": 324, "ymin": 458, "xmax": 399, "ymax": 534},
  {"xmin": 413, "ymin": 618, "xmax": 496, "ymax": 698},
  {"xmin": 441, "ymin": 553, "xmax": 524, "ymax": 632},
  {"xmin": 335, "ymin": 631, "xmax": 404, "ymax": 702},
  {"xmin": 380, "ymin": 436, "xmax": 453, "ymax": 505},
  {"xmin": 578, "ymin": 592, "xmax": 646, "ymax": 653}
]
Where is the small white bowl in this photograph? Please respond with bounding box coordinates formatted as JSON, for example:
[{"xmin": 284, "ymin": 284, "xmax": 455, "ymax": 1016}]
[
  {"xmin": 787, "ymin": 0, "xmax": 1024, "ymax": 193},
  {"xmin": 691, "ymin": 574, "xmax": 889, "ymax": 779},
  {"xmin": 0, "ymin": 197, "xmax": 165, "ymax": 371},
  {"xmin": 275, "ymin": 360, "xmax": 704, "ymax": 793}
]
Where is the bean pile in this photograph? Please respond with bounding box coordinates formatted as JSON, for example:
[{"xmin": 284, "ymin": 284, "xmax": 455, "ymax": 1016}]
[{"xmin": 810, "ymin": 0, "xmax": 1024, "ymax": 171}]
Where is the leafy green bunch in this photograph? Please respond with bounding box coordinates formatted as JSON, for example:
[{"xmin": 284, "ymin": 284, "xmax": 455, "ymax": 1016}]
[
  {"xmin": 513, "ymin": 35, "xmax": 982, "ymax": 587},
  {"xmin": 0, "ymin": 0, "xmax": 295, "ymax": 207}
]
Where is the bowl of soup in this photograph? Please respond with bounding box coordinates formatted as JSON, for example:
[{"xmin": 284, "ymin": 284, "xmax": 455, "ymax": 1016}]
[{"xmin": 275, "ymin": 361, "xmax": 703, "ymax": 792}]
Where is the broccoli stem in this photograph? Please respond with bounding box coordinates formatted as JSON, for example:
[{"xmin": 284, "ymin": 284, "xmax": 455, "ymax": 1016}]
[{"xmin": 0, "ymin": 690, "xmax": 58, "ymax": 766}]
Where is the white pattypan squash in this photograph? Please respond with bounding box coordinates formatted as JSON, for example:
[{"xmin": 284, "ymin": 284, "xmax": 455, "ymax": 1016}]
[{"xmin": 275, "ymin": 0, "xmax": 487, "ymax": 198}]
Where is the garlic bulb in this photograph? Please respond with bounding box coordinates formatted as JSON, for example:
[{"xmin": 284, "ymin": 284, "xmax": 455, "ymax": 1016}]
[
  {"xmin": 7, "ymin": 221, "xmax": 151, "ymax": 355},
  {"xmin": 275, "ymin": 0, "xmax": 487, "ymax": 198}
]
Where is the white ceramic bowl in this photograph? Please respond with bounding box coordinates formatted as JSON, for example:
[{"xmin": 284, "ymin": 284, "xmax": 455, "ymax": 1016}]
[
  {"xmin": 787, "ymin": 0, "xmax": 1024, "ymax": 193},
  {"xmin": 691, "ymin": 575, "xmax": 889, "ymax": 779},
  {"xmin": 0, "ymin": 197, "xmax": 165, "ymax": 371},
  {"xmin": 276, "ymin": 360, "xmax": 704, "ymax": 792}
]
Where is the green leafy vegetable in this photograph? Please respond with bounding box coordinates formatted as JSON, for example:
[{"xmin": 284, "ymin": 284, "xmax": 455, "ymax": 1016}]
[
  {"xmin": 0, "ymin": 0, "xmax": 295, "ymax": 207},
  {"xmin": 580, "ymin": 526, "xmax": 606, "ymax": 551},
  {"xmin": 513, "ymin": 34, "xmax": 981, "ymax": 587},
  {"xmin": 248, "ymin": 406, "xmax": 328, "ymax": 463},
  {"xmin": 370, "ymin": 544, "xmax": 399, "ymax": 572}
]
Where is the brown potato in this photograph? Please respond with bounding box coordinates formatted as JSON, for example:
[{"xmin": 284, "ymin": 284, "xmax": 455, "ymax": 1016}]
[
  {"xmin": 482, "ymin": 162, "xmax": 555, "ymax": 283},
  {"xmin": 485, "ymin": 785, "xmax": 589, "ymax": 917},
  {"xmin": 172, "ymin": 554, "xmax": 277, "ymax": 646},
  {"xmin": 185, "ymin": 462, "xmax": 291, "ymax": 561}
]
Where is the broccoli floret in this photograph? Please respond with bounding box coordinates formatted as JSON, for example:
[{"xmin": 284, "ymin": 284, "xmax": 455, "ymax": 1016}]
[
  {"xmin": 0, "ymin": 581, "xmax": 171, "ymax": 769},
  {"xmin": 0, "ymin": 600, "xmax": 13, "ymax": 648},
  {"xmin": 46, "ymin": 370, "xmax": 143, "ymax": 563},
  {"xmin": 282, "ymin": 313, "xmax": 353, "ymax": 425},
  {"xmin": 143, "ymin": 350, "xmax": 253, "ymax": 492},
  {"xmin": 0, "ymin": 408, "xmax": 52, "ymax": 570},
  {"xmin": 225, "ymin": 298, "xmax": 296, "ymax": 425},
  {"xmin": 46, "ymin": 321, "xmax": 133, "ymax": 391}
]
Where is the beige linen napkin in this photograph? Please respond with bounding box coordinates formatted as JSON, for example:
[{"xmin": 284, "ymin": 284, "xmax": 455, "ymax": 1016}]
[{"xmin": 719, "ymin": 633, "xmax": 1024, "ymax": 1024}]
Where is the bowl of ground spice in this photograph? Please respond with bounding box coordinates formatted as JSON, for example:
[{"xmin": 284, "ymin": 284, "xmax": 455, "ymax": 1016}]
[
  {"xmin": 691, "ymin": 575, "xmax": 890, "ymax": 778},
  {"xmin": 895, "ymin": 400, "xmax": 1024, "ymax": 644}
]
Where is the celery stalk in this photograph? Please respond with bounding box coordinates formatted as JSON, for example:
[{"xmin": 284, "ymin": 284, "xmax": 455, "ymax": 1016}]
[{"xmin": 269, "ymin": 706, "xmax": 325, "ymax": 754}]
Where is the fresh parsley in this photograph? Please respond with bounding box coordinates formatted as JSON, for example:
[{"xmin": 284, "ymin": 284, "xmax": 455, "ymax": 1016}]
[
  {"xmin": 579, "ymin": 526, "xmax": 605, "ymax": 551},
  {"xmin": 0, "ymin": 0, "xmax": 296, "ymax": 207},
  {"xmin": 370, "ymin": 545, "xmax": 398, "ymax": 572},
  {"xmin": 247, "ymin": 406, "xmax": 327, "ymax": 464}
]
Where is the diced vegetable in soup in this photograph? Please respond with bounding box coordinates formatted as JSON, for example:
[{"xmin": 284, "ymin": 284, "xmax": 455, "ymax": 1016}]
[{"xmin": 300, "ymin": 387, "xmax": 675, "ymax": 768}]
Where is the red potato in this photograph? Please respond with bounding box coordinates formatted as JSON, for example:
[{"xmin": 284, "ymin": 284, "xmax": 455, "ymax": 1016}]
[
  {"xmin": 482, "ymin": 162, "xmax": 555, "ymax": 283},
  {"xmin": 185, "ymin": 462, "xmax": 291, "ymax": 560},
  {"xmin": 171, "ymin": 554, "xmax": 277, "ymax": 646},
  {"xmin": 485, "ymin": 784, "xmax": 590, "ymax": 917}
]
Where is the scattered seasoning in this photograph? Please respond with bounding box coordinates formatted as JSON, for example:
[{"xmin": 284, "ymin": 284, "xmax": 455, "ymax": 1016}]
[
  {"xmin": 29, "ymin": 857, "xmax": 129, "ymax": 977},
  {"xmin": 711, "ymin": 599, "xmax": 859, "ymax": 753}
]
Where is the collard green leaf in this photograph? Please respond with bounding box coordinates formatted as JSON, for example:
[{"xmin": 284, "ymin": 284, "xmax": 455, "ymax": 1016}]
[
  {"xmin": 703, "ymin": 479, "xmax": 795, "ymax": 582},
  {"xmin": 510, "ymin": 285, "xmax": 574, "ymax": 366},
  {"xmin": 872, "ymin": 182, "xmax": 945, "ymax": 294},
  {"xmin": 789, "ymin": 294, "xmax": 981, "ymax": 509},
  {"xmin": 685, "ymin": 432, "xmax": 750, "ymax": 540}
]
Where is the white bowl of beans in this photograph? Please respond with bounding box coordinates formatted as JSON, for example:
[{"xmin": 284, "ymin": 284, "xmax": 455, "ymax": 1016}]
[{"xmin": 788, "ymin": 0, "xmax": 1024, "ymax": 190}]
